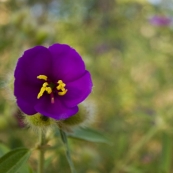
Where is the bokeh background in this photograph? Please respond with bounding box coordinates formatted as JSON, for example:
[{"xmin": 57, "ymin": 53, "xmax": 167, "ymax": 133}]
[{"xmin": 1, "ymin": 0, "xmax": 173, "ymax": 172}]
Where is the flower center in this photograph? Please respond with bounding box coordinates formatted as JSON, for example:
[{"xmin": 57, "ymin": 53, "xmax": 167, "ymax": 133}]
[{"xmin": 37, "ymin": 75, "xmax": 68, "ymax": 103}]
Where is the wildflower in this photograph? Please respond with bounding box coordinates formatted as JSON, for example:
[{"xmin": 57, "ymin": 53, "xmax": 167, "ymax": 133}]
[
  {"xmin": 14, "ymin": 43, "xmax": 93, "ymax": 120},
  {"xmin": 149, "ymin": 16, "xmax": 172, "ymax": 26}
]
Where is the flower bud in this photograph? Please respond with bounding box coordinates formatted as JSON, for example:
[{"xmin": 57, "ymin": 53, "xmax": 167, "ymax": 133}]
[
  {"xmin": 25, "ymin": 113, "xmax": 56, "ymax": 130},
  {"xmin": 62, "ymin": 112, "xmax": 87, "ymax": 126},
  {"xmin": 58, "ymin": 100, "xmax": 96, "ymax": 131}
]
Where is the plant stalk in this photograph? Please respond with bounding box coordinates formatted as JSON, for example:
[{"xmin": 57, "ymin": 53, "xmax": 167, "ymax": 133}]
[{"xmin": 38, "ymin": 129, "xmax": 46, "ymax": 173}]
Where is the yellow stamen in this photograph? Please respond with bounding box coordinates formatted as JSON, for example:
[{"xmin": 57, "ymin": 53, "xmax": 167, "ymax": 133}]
[
  {"xmin": 37, "ymin": 75, "xmax": 48, "ymax": 81},
  {"xmin": 37, "ymin": 82, "xmax": 52, "ymax": 99},
  {"xmin": 46, "ymin": 87, "xmax": 52, "ymax": 94},
  {"xmin": 37, "ymin": 87, "xmax": 46, "ymax": 99},
  {"xmin": 56, "ymin": 80, "xmax": 68, "ymax": 96},
  {"xmin": 37, "ymin": 75, "xmax": 67, "ymax": 100},
  {"xmin": 43, "ymin": 82, "xmax": 48, "ymax": 87},
  {"xmin": 58, "ymin": 89, "xmax": 67, "ymax": 96}
]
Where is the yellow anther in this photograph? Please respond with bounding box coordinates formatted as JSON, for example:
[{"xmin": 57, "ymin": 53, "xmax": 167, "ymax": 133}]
[
  {"xmin": 46, "ymin": 87, "xmax": 52, "ymax": 94},
  {"xmin": 37, "ymin": 82, "xmax": 52, "ymax": 99},
  {"xmin": 56, "ymin": 85, "xmax": 61, "ymax": 90},
  {"xmin": 56, "ymin": 80, "xmax": 68, "ymax": 96},
  {"xmin": 43, "ymin": 82, "xmax": 48, "ymax": 87},
  {"xmin": 37, "ymin": 76, "xmax": 67, "ymax": 100},
  {"xmin": 37, "ymin": 87, "xmax": 46, "ymax": 99},
  {"xmin": 57, "ymin": 80, "xmax": 63, "ymax": 84},
  {"xmin": 37, "ymin": 75, "xmax": 48, "ymax": 81},
  {"xmin": 58, "ymin": 89, "xmax": 68, "ymax": 96},
  {"xmin": 56, "ymin": 84, "xmax": 66, "ymax": 90}
]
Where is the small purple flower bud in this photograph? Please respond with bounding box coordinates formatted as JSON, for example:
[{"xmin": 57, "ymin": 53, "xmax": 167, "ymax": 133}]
[{"xmin": 149, "ymin": 16, "xmax": 172, "ymax": 26}]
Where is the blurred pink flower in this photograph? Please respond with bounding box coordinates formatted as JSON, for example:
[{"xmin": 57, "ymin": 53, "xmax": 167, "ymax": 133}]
[{"xmin": 149, "ymin": 16, "xmax": 172, "ymax": 26}]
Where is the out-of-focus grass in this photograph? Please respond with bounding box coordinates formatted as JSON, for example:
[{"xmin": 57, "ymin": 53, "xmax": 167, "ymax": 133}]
[{"xmin": 1, "ymin": 0, "xmax": 173, "ymax": 172}]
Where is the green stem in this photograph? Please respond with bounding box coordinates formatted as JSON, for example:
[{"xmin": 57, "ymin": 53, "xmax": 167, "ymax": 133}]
[
  {"xmin": 38, "ymin": 129, "xmax": 46, "ymax": 173},
  {"xmin": 60, "ymin": 129, "xmax": 76, "ymax": 173}
]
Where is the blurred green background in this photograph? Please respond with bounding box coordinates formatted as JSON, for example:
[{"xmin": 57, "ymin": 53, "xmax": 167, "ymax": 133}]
[{"xmin": 1, "ymin": 0, "xmax": 173, "ymax": 172}]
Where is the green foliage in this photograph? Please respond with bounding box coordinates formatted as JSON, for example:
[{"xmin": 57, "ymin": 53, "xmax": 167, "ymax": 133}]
[
  {"xmin": 0, "ymin": 143, "xmax": 10, "ymax": 157},
  {"xmin": 68, "ymin": 127, "xmax": 111, "ymax": 144},
  {"xmin": 160, "ymin": 133, "xmax": 173, "ymax": 173},
  {"xmin": 18, "ymin": 163, "xmax": 34, "ymax": 173},
  {"xmin": 60, "ymin": 129, "xmax": 76, "ymax": 173},
  {"xmin": 0, "ymin": 148, "xmax": 31, "ymax": 173}
]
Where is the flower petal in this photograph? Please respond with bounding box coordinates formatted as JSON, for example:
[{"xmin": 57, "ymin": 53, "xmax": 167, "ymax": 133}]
[
  {"xmin": 35, "ymin": 96, "xmax": 78, "ymax": 120},
  {"xmin": 16, "ymin": 99, "xmax": 37, "ymax": 115},
  {"xmin": 14, "ymin": 46, "xmax": 52, "ymax": 83},
  {"xmin": 14, "ymin": 70, "xmax": 39, "ymax": 115},
  {"xmin": 49, "ymin": 43, "xmax": 86, "ymax": 82},
  {"xmin": 62, "ymin": 71, "xmax": 93, "ymax": 108}
]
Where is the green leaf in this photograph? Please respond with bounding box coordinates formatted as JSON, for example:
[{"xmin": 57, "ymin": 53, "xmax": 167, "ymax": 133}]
[
  {"xmin": 60, "ymin": 129, "xmax": 76, "ymax": 173},
  {"xmin": 0, "ymin": 148, "xmax": 31, "ymax": 173},
  {"xmin": 28, "ymin": 166, "xmax": 35, "ymax": 173},
  {"xmin": 18, "ymin": 163, "xmax": 34, "ymax": 173},
  {"xmin": 0, "ymin": 143, "xmax": 10, "ymax": 157},
  {"xmin": 160, "ymin": 132, "xmax": 173, "ymax": 173},
  {"xmin": 68, "ymin": 127, "xmax": 111, "ymax": 144}
]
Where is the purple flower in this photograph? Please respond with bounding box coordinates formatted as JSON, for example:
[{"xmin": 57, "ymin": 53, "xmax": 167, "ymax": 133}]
[
  {"xmin": 149, "ymin": 16, "xmax": 172, "ymax": 26},
  {"xmin": 14, "ymin": 43, "xmax": 93, "ymax": 120}
]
